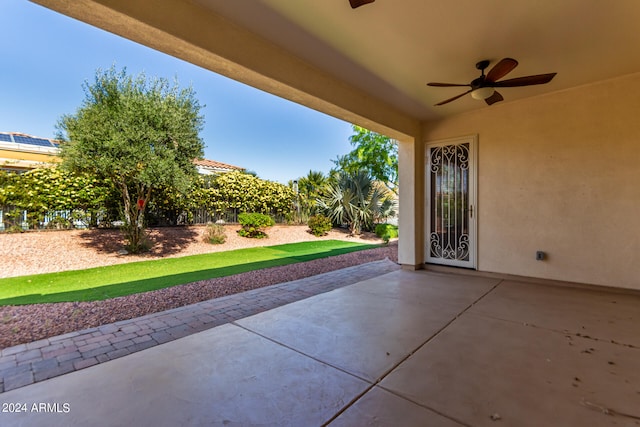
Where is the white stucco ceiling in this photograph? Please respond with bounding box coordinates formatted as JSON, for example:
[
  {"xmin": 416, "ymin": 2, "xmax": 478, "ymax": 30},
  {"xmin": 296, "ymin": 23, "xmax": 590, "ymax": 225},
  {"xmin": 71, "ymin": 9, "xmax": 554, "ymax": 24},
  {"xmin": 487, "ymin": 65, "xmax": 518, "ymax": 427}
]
[{"xmin": 194, "ymin": 0, "xmax": 640, "ymax": 121}]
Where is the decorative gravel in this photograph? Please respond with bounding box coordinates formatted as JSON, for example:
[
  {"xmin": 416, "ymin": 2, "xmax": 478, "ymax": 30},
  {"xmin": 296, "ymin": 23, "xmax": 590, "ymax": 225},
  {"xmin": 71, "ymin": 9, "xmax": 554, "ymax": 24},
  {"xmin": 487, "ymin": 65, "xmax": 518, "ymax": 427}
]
[{"xmin": 0, "ymin": 225, "xmax": 397, "ymax": 348}]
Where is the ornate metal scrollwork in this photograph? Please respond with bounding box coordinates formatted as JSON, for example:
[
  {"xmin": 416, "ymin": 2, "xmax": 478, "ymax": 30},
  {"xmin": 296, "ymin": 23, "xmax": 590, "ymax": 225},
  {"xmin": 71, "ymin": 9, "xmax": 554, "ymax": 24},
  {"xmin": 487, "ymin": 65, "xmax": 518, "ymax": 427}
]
[
  {"xmin": 430, "ymin": 144, "xmax": 469, "ymax": 174},
  {"xmin": 429, "ymin": 143, "xmax": 470, "ymax": 262},
  {"xmin": 430, "ymin": 230, "xmax": 469, "ymax": 260}
]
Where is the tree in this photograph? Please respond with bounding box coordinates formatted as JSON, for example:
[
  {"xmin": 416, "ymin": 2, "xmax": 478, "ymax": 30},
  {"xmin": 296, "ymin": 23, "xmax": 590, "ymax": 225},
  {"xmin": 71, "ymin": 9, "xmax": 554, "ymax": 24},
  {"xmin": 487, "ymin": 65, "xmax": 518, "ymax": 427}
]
[
  {"xmin": 332, "ymin": 125, "xmax": 398, "ymax": 193},
  {"xmin": 57, "ymin": 66, "xmax": 205, "ymax": 253},
  {"xmin": 317, "ymin": 170, "xmax": 396, "ymax": 235},
  {"xmin": 298, "ymin": 170, "xmax": 327, "ymax": 198},
  {"xmin": 292, "ymin": 170, "xmax": 328, "ymax": 219}
]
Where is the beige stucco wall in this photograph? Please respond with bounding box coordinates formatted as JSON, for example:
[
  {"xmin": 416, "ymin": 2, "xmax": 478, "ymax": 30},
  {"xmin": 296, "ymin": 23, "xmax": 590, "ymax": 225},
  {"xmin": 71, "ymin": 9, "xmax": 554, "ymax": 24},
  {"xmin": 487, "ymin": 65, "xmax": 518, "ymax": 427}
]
[
  {"xmin": 398, "ymin": 136, "xmax": 425, "ymax": 268},
  {"xmin": 423, "ymin": 72, "xmax": 640, "ymax": 289}
]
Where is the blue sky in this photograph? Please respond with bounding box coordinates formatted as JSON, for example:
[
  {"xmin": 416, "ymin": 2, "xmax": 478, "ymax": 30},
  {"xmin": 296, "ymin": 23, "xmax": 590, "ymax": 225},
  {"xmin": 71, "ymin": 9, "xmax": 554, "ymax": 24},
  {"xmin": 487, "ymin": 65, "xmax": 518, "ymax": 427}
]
[{"xmin": 0, "ymin": 1, "xmax": 355, "ymax": 183}]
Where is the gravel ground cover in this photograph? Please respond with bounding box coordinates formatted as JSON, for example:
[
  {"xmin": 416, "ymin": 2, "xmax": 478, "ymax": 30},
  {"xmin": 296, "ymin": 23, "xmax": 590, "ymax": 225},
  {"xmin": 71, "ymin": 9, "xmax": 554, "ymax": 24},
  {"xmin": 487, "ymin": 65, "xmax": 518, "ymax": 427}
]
[{"xmin": 0, "ymin": 225, "xmax": 398, "ymax": 348}]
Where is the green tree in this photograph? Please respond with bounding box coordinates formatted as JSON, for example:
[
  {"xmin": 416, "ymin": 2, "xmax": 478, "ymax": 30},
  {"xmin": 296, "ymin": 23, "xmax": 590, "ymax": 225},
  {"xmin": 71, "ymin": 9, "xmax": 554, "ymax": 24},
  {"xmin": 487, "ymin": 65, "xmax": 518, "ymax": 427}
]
[
  {"xmin": 57, "ymin": 66, "xmax": 204, "ymax": 252},
  {"xmin": 298, "ymin": 170, "xmax": 327, "ymax": 198},
  {"xmin": 332, "ymin": 125, "xmax": 398, "ymax": 193},
  {"xmin": 291, "ymin": 170, "xmax": 328, "ymax": 220},
  {"xmin": 317, "ymin": 170, "xmax": 396, "ymax": 235}
]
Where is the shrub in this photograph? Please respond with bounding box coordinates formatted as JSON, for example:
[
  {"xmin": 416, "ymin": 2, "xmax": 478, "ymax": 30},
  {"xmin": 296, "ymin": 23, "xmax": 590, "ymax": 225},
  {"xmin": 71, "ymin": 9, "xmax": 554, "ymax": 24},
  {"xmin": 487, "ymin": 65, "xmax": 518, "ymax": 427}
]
[
  {"xmin": 197, "ymin": 172, "xmax": 295, "ymax": 219},
  {"xmin": 203, "ymin": 223, "xmax": 227, "ymax": 244},
  {"xmin": 237, "ymin": 212, "xmax": 275, "ymax": 238},
  {"xmin": 375, "ymin": 223, "xmax": 398, "ymax": 240},
  {"xmin": 307, "ymin": 214, "xmax": 332, "ymax": 237},
  {"xmin": 317, "ymin": 170, "xmax": 394, "ymax": 235},
  {"xmin": 5, "ymin": 225, "xmax": 24, "ymax": 234},
  {"xmin": 121, "ymin": 224, "xmax": 153, "ymax": 254},
  {"xmin": 46, "ymin": 215, "xmax": 72, "ymax": 230},
  {"xmin": 0, "ymin": 167, "xmax": 111, "ymax": 230}
]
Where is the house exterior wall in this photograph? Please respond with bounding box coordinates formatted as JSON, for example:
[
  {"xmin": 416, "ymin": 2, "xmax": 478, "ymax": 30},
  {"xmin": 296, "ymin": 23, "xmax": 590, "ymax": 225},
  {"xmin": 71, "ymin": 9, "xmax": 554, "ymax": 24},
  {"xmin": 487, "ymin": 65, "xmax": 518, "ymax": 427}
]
[
  {"xmin": 0, "ymin": 149, "xmax": 59, "ymax": 163},
  {"xmin": 0, "ymin": 147, "xmax": 60, "ymax": 171},
  {"xmin": 422, "ymin": 72, "xmax": 640, "ymax": 289}
]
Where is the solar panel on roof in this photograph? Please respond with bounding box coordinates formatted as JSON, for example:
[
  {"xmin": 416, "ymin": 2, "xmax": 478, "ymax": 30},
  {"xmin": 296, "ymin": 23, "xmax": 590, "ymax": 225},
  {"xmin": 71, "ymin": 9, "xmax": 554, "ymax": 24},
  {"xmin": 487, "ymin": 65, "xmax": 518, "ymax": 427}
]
[
  {"xmin": 13, "ymin": 136, "xmax": 53, "ymax": 147},
  {"xmin": 13, "ymin": 136, "xmax": 30, "ymax": 144},
  {"xmin": 35, "ymin": 138, "xmax": 54, "ymax": 147},
  {"xmin": 0, "ymin": 134, "xmax": 12, "ymax": 142}
]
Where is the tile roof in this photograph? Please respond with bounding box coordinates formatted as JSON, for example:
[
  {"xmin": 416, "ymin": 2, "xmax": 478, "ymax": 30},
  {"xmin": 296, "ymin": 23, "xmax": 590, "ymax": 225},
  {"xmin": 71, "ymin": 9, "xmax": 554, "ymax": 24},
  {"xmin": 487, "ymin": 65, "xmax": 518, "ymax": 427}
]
[{"xmin": 193, "ymin": 158, "xmax": 244, "ymax": 171}]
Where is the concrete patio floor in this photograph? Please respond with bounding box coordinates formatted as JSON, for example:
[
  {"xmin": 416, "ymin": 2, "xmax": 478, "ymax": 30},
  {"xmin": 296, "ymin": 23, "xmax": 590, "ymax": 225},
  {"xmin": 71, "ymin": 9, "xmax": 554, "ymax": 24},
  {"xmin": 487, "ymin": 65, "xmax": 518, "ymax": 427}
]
[{"xmin": 0, "ymin": 268, "xmax": 638, "ymax": 426}]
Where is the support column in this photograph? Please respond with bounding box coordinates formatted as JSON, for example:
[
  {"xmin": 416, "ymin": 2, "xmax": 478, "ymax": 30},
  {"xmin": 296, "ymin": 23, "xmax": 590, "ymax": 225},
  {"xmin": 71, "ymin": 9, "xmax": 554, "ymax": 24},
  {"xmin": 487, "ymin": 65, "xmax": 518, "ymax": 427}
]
[{"xmin": 397, "ymin": 134, "xmax": 424, "ymax": 269}]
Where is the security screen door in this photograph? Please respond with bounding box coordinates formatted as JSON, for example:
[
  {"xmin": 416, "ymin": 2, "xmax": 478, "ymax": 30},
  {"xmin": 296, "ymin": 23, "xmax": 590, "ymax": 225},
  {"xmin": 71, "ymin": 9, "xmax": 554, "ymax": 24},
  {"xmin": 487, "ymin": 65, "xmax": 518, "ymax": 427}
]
[{"xmin": 426, "ymin": 136, "xmax": 477, "ymax": 268}]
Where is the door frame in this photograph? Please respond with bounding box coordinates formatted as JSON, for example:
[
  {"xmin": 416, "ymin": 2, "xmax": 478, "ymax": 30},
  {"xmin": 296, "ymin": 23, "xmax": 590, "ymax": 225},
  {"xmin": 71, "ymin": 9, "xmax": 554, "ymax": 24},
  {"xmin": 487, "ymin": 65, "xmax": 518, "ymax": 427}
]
[{"xmin": 425, "ymin": 134, "xmax": 478, "ymax": 269}]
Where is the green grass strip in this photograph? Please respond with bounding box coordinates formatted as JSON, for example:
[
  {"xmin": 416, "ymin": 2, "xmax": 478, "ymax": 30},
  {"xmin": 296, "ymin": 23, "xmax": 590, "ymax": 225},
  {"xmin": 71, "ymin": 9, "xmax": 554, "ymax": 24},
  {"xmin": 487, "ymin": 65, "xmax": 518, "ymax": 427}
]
[{"xmin": 0, "ymin": 240, "xmax": 377, "ymax": 306}]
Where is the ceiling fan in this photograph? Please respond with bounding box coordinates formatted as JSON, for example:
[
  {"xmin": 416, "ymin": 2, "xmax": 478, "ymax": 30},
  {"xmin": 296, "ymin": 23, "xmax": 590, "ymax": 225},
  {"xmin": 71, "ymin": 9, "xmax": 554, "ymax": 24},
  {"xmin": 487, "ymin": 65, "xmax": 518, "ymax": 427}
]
[
  {"xmin": 349, "ymin": 0, "xmax": 375, "ymax": 8},
  {"xmin": 427, "ymin": 58, "xmax": 557, "ymax": 106}
]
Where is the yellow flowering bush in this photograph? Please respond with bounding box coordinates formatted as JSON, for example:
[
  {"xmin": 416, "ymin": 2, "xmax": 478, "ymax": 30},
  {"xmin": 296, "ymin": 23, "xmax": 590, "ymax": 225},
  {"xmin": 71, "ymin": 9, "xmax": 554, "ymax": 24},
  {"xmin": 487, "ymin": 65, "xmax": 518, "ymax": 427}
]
[
  {"xmin": 1, "ymin": 168, "xmax": 295, "ymax": 230},
  {"xmin": 0, "ymin": 167, "xmax": 111, "ymax": 230},
  {"xmin": 195, "ymin": 172, "xmax": 295, "ymax": 220}
]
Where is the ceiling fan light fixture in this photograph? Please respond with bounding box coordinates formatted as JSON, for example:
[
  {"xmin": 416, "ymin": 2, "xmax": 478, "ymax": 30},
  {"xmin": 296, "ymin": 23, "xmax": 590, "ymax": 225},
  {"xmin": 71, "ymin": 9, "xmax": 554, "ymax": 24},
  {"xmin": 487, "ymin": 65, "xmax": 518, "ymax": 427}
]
[{"xmin": 471, "ymin": 87, "xmax": 495, "ymax": 100}]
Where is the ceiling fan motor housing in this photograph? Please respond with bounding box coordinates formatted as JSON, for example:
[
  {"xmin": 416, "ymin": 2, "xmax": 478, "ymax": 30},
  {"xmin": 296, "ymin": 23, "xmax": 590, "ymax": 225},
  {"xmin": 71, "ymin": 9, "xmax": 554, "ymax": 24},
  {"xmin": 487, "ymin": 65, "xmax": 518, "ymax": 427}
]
[{"xmin": 471, "ymin": 77, "xmax": 486, "ymax": 89}]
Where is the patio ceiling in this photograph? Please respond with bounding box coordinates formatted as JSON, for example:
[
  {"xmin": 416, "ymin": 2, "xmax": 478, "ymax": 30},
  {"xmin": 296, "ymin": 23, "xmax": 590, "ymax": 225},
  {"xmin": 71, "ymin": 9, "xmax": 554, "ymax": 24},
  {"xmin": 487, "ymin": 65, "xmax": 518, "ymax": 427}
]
[
  {"xmin": 31, "ymin": 0, "xmax": 640, "ymax": 131},
  {"xmin": 195, "ymin": 0, "xmax": 640, "ymax": 121}
]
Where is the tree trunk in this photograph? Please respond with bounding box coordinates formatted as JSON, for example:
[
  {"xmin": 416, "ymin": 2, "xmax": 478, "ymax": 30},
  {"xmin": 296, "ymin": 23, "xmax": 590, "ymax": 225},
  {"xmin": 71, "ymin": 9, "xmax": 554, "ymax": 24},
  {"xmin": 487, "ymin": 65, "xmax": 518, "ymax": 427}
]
[{"xmin": 118, "ymin": 181, "xmax": 149, "ymax": 253}]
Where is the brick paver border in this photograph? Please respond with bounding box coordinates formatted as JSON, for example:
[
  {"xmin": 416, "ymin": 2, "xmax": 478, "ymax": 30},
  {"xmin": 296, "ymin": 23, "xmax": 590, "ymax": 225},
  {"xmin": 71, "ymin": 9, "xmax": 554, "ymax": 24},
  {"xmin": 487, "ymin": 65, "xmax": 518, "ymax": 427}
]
[{"xmin": 0, "ymin": 258, "xmax": 400, "ymax": 393}]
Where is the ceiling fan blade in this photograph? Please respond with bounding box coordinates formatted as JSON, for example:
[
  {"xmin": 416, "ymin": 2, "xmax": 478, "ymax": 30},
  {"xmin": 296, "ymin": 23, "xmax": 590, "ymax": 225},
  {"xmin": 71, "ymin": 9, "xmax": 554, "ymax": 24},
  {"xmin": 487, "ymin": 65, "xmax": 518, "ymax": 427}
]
[
  {"xmin": 427, "ymin": 82, "xmax": 471, "ymax": 87},
  {"xmin": 349, "ymin": 0, "xmax": 375, "ymax": 8},
  {"xmin": 485, "ymin": 58, "xmax": 518, "ymax": 82},
  {"xmin": 435, "ymin": 89, "xmax": 473, "ymax": 106},
  {"xmin": 492, "ymin": 73, "xmax": 557, "ymax": 87},
  {"xmin": 485, "ymin": 91, "xmax": 504, "ymax": 105}
]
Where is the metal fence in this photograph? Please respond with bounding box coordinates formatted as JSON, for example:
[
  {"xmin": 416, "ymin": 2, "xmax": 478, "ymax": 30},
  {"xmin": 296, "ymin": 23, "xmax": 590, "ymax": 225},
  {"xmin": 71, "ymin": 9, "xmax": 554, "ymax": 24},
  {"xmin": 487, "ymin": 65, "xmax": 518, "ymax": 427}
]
[
  {"xmin": 0, "ymin": 206, "xmax": 101, "ymax": 232},
  {"xmin": 0, "ymin": 206, "xmax": 296, "ymax": 232},
  {"xmin": 152, "ymin": 208, "xmax": 293, "ymax": 227}
]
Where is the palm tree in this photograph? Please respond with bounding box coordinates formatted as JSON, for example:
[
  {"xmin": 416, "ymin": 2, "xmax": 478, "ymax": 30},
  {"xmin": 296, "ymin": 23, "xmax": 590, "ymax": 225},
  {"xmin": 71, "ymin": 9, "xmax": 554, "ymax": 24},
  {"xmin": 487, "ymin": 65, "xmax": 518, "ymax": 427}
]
[
  {"xmin": 317, "ymin": 170, "xmax": 395, "ymax": 235},
  {"xmin": 298, "ymin": 170, "xmax": 326, "ymax": 198},
  {"xmin": 295, "ymin": 170, "xmax": 327, "ymax": 219}
]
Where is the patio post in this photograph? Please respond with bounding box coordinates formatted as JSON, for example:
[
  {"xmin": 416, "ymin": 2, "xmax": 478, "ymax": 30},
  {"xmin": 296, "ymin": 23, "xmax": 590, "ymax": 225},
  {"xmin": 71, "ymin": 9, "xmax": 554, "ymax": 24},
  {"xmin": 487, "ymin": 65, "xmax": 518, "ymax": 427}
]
[{"xmin": 397, "ymin": 134, "xmax": 425, "ymax": 269}]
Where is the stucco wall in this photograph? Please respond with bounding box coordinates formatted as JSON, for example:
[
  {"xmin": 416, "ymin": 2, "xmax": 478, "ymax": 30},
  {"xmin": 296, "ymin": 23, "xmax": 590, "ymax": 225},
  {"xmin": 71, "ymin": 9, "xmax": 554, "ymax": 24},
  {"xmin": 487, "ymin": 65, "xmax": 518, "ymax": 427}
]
[
  {"xmin": 398, "ymin": 136, "xmax": 425, "ymax": 268},
  {"xmin": 423, "ymin": 72, "xmax": 640, "ymax": 289}
]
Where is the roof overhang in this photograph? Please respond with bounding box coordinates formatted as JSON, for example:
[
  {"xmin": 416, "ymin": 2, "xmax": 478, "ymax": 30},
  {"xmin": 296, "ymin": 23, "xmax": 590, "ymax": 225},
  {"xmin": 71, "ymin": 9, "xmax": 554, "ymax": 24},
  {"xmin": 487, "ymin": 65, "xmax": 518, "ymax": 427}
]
[{"xmin": 30, "ymin": 0, "xmax": 640, "ymax": 139}]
